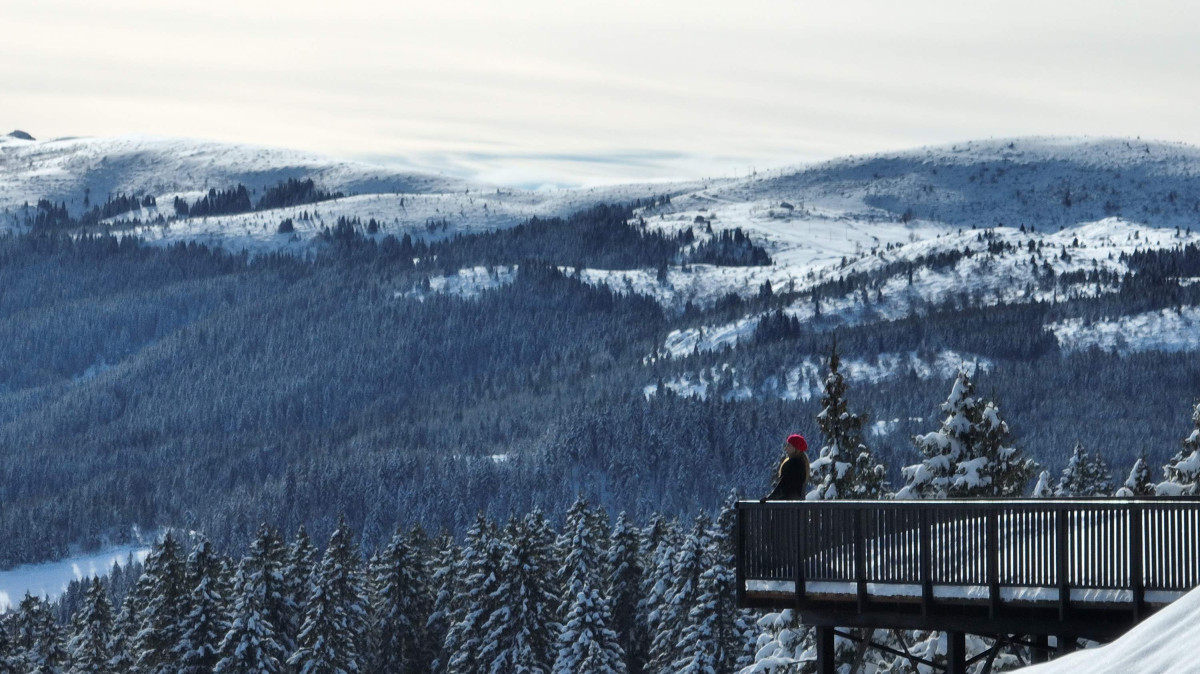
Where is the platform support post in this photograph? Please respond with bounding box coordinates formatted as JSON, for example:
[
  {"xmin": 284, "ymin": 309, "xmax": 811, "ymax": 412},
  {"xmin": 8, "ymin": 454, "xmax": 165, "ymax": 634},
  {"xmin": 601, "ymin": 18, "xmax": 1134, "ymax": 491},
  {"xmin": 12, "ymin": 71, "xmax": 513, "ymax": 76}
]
[
  {"xmin": 1031, "ymin": 634, "xmax": 1049, "ymax": 663},
  {"xmin": 946, "ymin": 631, "xmax": 966, "ymax": 674},
  {"xmin": 816, "ymin": 626, "xmax": 835, "ymax": 674}
]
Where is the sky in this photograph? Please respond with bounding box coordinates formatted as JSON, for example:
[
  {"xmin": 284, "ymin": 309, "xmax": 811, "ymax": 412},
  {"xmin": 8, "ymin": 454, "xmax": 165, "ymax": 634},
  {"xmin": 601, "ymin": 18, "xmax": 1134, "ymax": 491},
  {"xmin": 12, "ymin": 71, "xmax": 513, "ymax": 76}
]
[{"xmin": 3, "ymin": 0, "xmax": 1200, "ymax": 187}]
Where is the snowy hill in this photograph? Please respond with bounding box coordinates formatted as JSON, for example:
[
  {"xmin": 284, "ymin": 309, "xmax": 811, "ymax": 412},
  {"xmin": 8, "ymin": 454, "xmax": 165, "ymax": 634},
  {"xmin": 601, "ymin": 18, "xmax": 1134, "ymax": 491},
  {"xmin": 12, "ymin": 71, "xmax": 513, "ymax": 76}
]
[{"xmin": 1017, "ymin": 586, "xmax": 1200, "ymax": 673}]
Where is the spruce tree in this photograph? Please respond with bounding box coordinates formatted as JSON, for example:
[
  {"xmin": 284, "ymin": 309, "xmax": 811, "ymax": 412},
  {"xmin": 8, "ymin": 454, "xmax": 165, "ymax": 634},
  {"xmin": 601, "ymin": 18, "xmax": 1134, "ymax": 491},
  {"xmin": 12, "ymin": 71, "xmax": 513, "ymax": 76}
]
[
  {"xmin": 897, "ymin": 368, "xmax": 1036, "ymax": 498},
  {"xmin": 66, "ymin": 578, "xmax": 114, "ymax": 674},
  {"xmin": 442, "ymin": 514, "xmax": 507, "ymax": 674},
  {"xmin": 1054, "ymin": 442, "xmax": 1113, "ymax": 497},
  {"xmin": 552, "ymin": 504, "xmax": 624, "ymax": 674},
  {"xmin": 646, "ymin": 514, "xmax": 709, "ymax": 674},
  {"xmin": 606, "ymin": 512, "xmax": 645, "ymax": 674},
  {"xmin": 1117, "ymin": 451, "xmax": 1155, "ymax": 497},
  {"xmin": 14, "ymin": 593, "xmax": 67, "ymax": 674},
  {"xmin": 247, "ymin": 525, "xmax": 295, "ymax": 655},
  {"xmin": 424, "ymin": 531, "xmax": 458, "ymax": 672},
  {"xmin": 132, "ymin": 533, "xmax": 186, "ymax": 674},
  {"xmin": 281, "ymin": 525, "xmax": 318, "ymax": 648},
  {"xmin": 1158, "ymin": 401, "xmax": 1200, "ymax": 495},
  {"xmin": 809, "ymin": 340, "xmax": 888, "ymax": 499},
  {"xmin": 368, "ymin": 527, "xmax": 434, "ymax": 674},
  {"xmin": 288, "ymin": 517, "xmax": 368, "ymax": 674},
  {"xmin": 482, "ymin": 511, "xmax": 561, "ymax": 674},
  {"xmin": 173, "ymin": 537, "xmax": 227, "ymax": 674},
  {"xmin": 214, "ymin": 560, "xmax": 286, "ymax": 674}
]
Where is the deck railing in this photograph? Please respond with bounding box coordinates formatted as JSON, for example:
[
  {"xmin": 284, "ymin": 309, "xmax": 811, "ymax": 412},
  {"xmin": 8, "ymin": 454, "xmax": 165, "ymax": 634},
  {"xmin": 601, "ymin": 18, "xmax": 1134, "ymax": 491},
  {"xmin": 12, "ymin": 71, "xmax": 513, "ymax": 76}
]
[{"xmin": 736, "ymin": 498, "xmax": 1200, "ymax": 615}]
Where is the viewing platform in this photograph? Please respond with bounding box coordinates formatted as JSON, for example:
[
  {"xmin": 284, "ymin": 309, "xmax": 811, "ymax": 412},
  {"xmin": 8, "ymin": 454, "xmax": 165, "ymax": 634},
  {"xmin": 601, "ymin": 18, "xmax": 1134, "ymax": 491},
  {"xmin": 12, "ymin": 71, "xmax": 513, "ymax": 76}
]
[{"xmin": 735, "ymin": 498, "xmax": 1200, "ymax": 673}]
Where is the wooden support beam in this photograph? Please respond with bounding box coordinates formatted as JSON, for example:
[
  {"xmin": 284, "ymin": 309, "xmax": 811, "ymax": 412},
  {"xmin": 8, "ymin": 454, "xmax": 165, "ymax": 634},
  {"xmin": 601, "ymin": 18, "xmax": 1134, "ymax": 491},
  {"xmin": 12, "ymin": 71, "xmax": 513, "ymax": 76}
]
[
  {"xmin": 947, "ymin": 631, "xmax": 967, "ymax": 674},
  {"xmin": 816, "ymin": 625, "xmax": 835, "ymax": 674},
  {"xmin": 1031, "ymin": 634, "xmax": 1049, "ymax": 663}
]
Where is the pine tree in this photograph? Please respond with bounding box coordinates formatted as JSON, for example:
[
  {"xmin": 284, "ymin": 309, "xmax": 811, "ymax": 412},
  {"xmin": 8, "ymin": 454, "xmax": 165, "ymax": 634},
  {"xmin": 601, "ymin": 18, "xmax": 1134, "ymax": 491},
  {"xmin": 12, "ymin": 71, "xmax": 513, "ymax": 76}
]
[
  {"xmin": 809, "ymin": 340, "xmax": 888, "ymax": 499},
  {"xmin": 288, "ymin": 517, "xmax": 368, "ymax": 674},
  {"xmin": 646, "ymin": 514, "xmax": 709, "ymax": 674},
  {"xmin": 173, "ymin": 537, "xmax": 226, "ymax": 674},
  {"xmin": 1054, "ymin": 442, "xmax": 1113, "ymax": 497},
  {"xmin": 213, "ymin": 560, "xmax": 286, "ymax": 674},
  {"xmin": 674, "ymin": 507, "xmax": 755, "ymax": 674},
  {"xmin": 897, "ymin": 368, "xmax": 1036, "ymax": 498},
  {"xmin": 442, "ymin": 514, "xmax": 507, "ymax": 674},
  {"xmin": 1117, "ymin": 451, "xmax": 1155, "ymax": 496},
  {"xmin": 368, "ymin": 527, "xmax": 434, "ymax": 674},
  {"xmin": 247, "ymin": 525, "xmax": 295, "ymax": 655},
  {"xmin": 481, "ymin": 511, "xmax": 561, "ymax": 674},
  {"xmin": 1032, "ymin": 471, "xmax": 1054, "ymax": 497},
  {"xmin": 14, "ymin": 593, "xmax": 67, "ymax": 674},
  {"xmin": 281, "ymin": 525, "xmax": 318, "ymax": 649},
  {"xmin": 1158, "ymin": 401, "xmax": 1200, "ymax": 495},
  {"xmin": 424, "ymin": 531, "xmax": 458, "ymax": 672},
  {"xmin": 131, "ymin": 533, "xmax": 186, "ymax": 674},
  {"xmin": 66, "ymin": 578, "xmax": 114, "ymax": 674},
  {"xmin": 552, "ymin": 504, "xmax": 624, "ymax": 674},
  {"xmin": 606, "ymin": 512, "xmax": 645, "ymax": 674}
]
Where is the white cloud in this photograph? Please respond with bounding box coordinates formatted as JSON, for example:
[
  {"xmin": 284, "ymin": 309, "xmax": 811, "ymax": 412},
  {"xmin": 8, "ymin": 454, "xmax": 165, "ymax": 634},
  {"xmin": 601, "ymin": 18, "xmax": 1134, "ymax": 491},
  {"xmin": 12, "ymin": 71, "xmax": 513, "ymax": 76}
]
[{"xmin": 3, "ymin": 0, "xmax": 1199, "ymax": 185}]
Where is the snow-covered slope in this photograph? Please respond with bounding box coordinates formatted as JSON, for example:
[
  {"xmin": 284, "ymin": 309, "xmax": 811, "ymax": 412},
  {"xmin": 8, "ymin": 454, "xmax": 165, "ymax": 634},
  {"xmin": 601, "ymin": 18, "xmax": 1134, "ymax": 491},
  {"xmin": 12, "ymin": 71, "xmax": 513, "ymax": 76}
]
[
  {"xmin": 1016, "ymin": 586, "xmax": 1200, "ymax": 673},
  {"xmin": 0, "ymin": 544, "xmax": 149, "ymax": 611}
]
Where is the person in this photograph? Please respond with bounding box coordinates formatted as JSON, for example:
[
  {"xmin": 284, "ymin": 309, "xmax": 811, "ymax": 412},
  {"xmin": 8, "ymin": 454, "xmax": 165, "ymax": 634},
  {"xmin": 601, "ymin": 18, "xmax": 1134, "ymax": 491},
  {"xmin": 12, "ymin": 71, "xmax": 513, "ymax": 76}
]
[{"xmin": 761, "ymin": 434, "xmax": 810, "ymax": 501}]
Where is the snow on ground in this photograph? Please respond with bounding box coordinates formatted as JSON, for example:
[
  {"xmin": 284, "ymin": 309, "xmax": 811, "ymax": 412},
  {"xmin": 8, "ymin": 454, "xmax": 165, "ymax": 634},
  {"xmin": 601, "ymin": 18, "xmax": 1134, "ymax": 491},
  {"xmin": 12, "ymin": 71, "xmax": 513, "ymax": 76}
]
[
  {"xmin": 0, "ymin": 544, "xmax": 150, "ymax": 611},
  {"xmin": 400, "ymin": 265, "xmax": 518, "ymax": 301},
  {"xmin": 646, "ymin": 351, "xmax": 989, "ymax": 402},
  {"xmin": 1052, "ymin": 306, "xmax": 1200, "ymax": 354},
  {"xmin": 1015, "ymin": 586, "xmax": 1200, "ymax": 673}
]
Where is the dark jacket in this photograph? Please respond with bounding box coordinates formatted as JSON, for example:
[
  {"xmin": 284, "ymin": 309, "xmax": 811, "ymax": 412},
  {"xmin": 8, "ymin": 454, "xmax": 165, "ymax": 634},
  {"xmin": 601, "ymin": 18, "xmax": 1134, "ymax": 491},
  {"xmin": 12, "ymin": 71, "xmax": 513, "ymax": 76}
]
[{"xmin": 764, "ymin": 453, "xmax": 809, "ymax": 501}]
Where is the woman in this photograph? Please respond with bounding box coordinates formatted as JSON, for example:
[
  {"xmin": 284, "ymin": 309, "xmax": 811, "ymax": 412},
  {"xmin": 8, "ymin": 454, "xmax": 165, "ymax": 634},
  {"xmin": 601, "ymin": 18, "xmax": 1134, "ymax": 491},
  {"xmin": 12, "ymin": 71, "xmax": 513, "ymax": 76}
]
[{"xmin": 762, "ymin": 434, "xmax": 810, "ymax": 501}]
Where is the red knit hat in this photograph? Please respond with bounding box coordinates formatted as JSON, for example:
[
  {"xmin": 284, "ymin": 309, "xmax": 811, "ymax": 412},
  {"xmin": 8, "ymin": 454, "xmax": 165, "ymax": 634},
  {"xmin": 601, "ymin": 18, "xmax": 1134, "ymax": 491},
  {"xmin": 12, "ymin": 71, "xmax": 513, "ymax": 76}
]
[{"xmin": 786, "ymin": 434, "xmax": 807, "ymax": 452}]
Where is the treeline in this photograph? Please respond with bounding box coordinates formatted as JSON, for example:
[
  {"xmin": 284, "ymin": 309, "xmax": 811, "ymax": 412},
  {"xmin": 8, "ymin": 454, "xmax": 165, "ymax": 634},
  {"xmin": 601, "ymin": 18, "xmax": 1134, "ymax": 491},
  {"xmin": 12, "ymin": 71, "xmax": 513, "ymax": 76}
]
[
  {"xmin": 23, "ymin": 178, "xmax": 348, "ymax": 230},
  {"xmin": 20, "ymin": 500, "xmax": 752, "ymax": 674}
]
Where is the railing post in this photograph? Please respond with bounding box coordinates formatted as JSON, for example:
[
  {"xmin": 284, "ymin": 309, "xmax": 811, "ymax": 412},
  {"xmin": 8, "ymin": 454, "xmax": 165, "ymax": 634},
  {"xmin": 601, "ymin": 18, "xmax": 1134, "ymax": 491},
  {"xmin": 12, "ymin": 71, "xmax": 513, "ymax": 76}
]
[
  {"xmin": 1057, "ymin": 505, "xmax": 1070, "ymax": 621},
  {"xmin": 735, "ymin": 503, "xmax": 746, "ymax": 608},
  {"xmin": 795, "ymin": 508, "xmax": 807, "ymax": 601},
  {"xmin": 987, "ymin": 508, "xmax": 1000, "ymax": 619},
  {"xmin": 855, "ymin": 508, "xmax": 868, "ymax": 612},
  {"xmin": 920, "ymin": 507, "xmax": 933, "ymax": 616},
  {"xmin": 1130, "ymin": 503, "xmax": 1144, "ymax": 622}
]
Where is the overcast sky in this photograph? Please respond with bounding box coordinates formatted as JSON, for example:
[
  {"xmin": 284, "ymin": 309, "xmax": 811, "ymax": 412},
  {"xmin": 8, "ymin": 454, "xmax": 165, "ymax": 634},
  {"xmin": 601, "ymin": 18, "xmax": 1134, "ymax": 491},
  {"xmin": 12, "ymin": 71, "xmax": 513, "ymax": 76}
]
[{"xmin": 3, "ymin": 0, "xmax": 1199, "ymax": 187}]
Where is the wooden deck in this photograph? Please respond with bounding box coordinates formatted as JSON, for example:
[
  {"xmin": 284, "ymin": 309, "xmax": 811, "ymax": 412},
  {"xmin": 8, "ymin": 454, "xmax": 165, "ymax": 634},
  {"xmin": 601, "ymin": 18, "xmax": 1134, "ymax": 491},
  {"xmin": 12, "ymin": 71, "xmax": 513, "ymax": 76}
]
[{"xmin": 736, "ymin": 498, "xmax": 1200, "ymax": 643}]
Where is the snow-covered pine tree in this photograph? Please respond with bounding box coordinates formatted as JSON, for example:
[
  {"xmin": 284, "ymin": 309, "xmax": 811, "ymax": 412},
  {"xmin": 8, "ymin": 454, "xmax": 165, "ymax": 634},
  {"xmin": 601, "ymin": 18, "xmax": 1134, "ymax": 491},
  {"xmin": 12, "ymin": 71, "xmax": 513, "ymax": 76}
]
[
  {"xmin": 14, "ymin": 593, "xmax": 67, "ymax": 674},
  {"xmin": 66, "ymin": 578, "xmax": 114, "ymax": 674},
  {"xmin": 736, "ymin": 610, "xmax": 810, "ymax": 674},
  {"xmin": 131, "ymin": 533, "xmax": 186, "ymax": 674},
  {"xmin": 172, "ymin": 537, "xmax": 226, "ymax": 674},
  {"xmin": 288, "ymin": 516, "xmax": 369, "ymax": 674},
  {"xmin": 1032, "ymin": 471, "xmax": 1054, "ymax": 497},
  {"xmin": 1117, "ymin": 450, "xmax": 1155, "ymax": 497},
  {"xmin": 552, "ymin": 503, "xmax": 625, "ymax": 674},
  {"xmin": 368, "ymin": 526, "xmax": 435, "ymax": 674},
  {"xmin": 213, "ymin": 560, "xmax": 286, "ymax": 674},
  {"xmin": 606, "ymin": 512, "xmax": 645, "ymax": 674},
  {"xmin": 646, "ymin": 514, "xmax": 710, "ymax": 674},
  {"xmin": 478, "ymin": 510, "xmax": 561, "ymax": 674},
  {"xmin": 809, "ymin": 340, "xmax": 888, "ymax": 500},
  {"xmin": 281, "ymin": 525, "xmax": 318, "ymax": 648},
  {"xmin": 1157, "ymin": 401, "xmax": 1200, "ymax": 495},
  {"xmin": 441, "ymin": 513, "xmax": 507, "ymax": 674},
  {"xmin": 674, "ymin": 502, "xmax": 757, "ymax": 674},
  {"xmin": 896, "ymin": 368, "xmax": 1036, "ymax": 498},
  {"xmin": 246, "ymin": 525, "xmax": 295, "ymax": 655},
  {"xmin": 556, "ymin": 497, "xmax": 609, "ymax": 592},
  {"xmin": 1054, "ymin": 442, "xmax": 1114, "ymax": 497},
  {"xmin": 424, "ymin": 531, "xmax": 458, "ymax": 672},
  {"xmin": 0, "ymin": 614, "xmax": 16, "ymax": 674}
]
